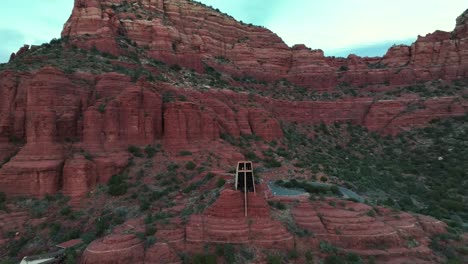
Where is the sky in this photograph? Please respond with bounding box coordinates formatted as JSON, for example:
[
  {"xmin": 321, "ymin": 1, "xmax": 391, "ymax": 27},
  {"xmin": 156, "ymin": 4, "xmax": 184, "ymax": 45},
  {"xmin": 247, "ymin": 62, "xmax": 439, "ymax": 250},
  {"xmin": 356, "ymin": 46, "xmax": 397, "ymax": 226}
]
[{"xmin": 0, "ymin": 0, "xmax": 466, "ymax": 62}]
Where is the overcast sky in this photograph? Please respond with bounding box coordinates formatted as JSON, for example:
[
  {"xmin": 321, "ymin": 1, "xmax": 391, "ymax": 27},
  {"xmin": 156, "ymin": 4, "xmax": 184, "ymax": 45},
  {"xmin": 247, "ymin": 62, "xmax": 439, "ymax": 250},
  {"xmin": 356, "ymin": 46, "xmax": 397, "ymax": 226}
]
[{"xmin": 0, "ymin": 0, "xmax": 466, "ymax": 62}]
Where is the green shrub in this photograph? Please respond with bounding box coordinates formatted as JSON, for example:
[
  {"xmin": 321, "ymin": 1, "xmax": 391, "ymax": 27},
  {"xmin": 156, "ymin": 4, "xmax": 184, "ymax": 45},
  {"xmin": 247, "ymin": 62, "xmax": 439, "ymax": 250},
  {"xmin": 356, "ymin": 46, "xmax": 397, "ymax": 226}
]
[
  {"xmin": 266, "ymin": 254, "xmax": 282, "ymax": 264},
  {"xmin": 8, "ymin": 135, "xmax": 24, "ymax": 145},
  {"xmin": 192, "ymin": 253, "xmax": 217, "ymax": 264},
  {"xmin": 162, "ymin": 92, "xmax": 175, "ymax": 103},
  {"xmin": 183, "ymin": 183, "xmax": 197, "ymax": 193},
  {"xmin": 216, "ymin": 178, "xmax": 226, "ymax": 188},
  {"xmin": 245, "ymin": 151, "xmax": 259, "ymax": 161},
  {"xmin": 170, "ymin": 64, "xmax": 182, "ymax": 71},
  {"xmin": 185, "ymin": 161, "xmax": 196, "ymax": 170},
  {"xmin": 223, "ymin": 244, "xmax": 235, "ymax": 264},
  {"xmin": 324, "ymin": 254, "xmax": 346, "ymax": 264},
  {"xmin": 320, "ymin": 241, "xmax": 339, "ymax": 254},
  {"xmin": 108, "ymin": 174, "xmax": 128, "ymax": 196},
  {"xmin": 60, "ymin": 206, "xmax": 72, "ymax": 216},
  {"xmin": 264, "ymin": 158, "xmax": 281, "ymax": 168},
  {"xmin": 82, "ymin": 151, "xmax": 93, "ymax": 161},
  {"xmin": 98, "ymin": 103, "xmax": 106, "ymax": 113},
  {"xmin": 144, "ymin": 145, "xmax": 157, "ymax": 158},
  {"xmin": 339, "ymin": 65, "xmax": 349, "ymax": 71},
  {"xmin": 128, "ymin": 145, "xmax": 143, "ymax": 158},
  {"xmin": 367, "ymin": 209, "xmax": 376, "ymax": 217},
  {"xmin": 0, "ymin": 192, "xmax": 5, "ymax": 208},
  {"xmin": 305, "ymin": 251, "xmax": 314, "ymax": 264},
  {"xmin": 268, "ymin": 201, "xmax": 286, "ymax": 210},
  {"xmin": 346, "ymin": 252, "xmax": 362, "ymax": 263},
  {"xmin": 140, "ymin": 198, "xmax": 150, "ymax": 211},
  {"xmin": 145, "ymin": 224, "xmax": 157, "ymax": 236},
  {"xmin": 167, "ymin": 163, "xmax": 179, "ymax": 171},
  {"xmin": 179, "ymin": 150, "xmax": 192, "ymax": 156},
  {"xmin": 287, "ymin": 249, "xmax": 299, "ymax": 259}
]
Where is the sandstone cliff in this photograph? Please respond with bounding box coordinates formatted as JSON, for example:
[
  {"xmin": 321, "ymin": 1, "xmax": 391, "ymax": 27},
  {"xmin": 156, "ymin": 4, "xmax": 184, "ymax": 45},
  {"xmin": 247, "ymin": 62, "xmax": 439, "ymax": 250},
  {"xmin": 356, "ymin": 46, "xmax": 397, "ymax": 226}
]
[
  {"xmin": 61, "ymin": 0, "xmax": 468, "ymax": 90},
  {"xmin": 0, "ymin": 2, "xmax": 467, "ymax": 263}
]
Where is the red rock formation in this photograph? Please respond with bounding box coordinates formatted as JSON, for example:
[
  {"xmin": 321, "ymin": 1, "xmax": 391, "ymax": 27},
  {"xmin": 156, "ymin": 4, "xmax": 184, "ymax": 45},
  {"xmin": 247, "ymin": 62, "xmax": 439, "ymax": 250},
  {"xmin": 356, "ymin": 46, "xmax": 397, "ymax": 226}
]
[
  {"xmin": 9, "ymin": 45, "xmax": 30, "ymax": 62},
  {"xmin": 248, "ymin": 109, "xmax": 283, "ymax": 141},
  {"xmin": 186, "ymin": 189, "xmax": 294, "ymax": 249},
  {"xmin": 145, "ymin": 243, "xmax": 182, "ymax": 264},
  {"xmin": 292, "ymin": 199, "xmax": 446, "ymax": 262},
  {"xmin": 163, "ymin": 102, "xmax": 220, "ymax": 150},
  {"xmin": 62, "ymin": 0, "xmax": 468, "ymax": 90},
  {"xmin": 0, "ymin": 0, "xmax": 466, "ymax": 228},
  {"xmin": 81, "ymin": 234, "xmax": 145, "ymax": 264},
  {"xmin": 0, "ymin": 64, "xmax": 465, "ymax": 198},
  {"xmin": 0, "ymin": 67, "xmax": 73, "ymax": 197},
  {"xmin": 62, "ymin": 156, "xmax": 97, "ymax": 206},
  {"xmin": 83, "ymin": 86, "xmax": 163, "ymax": 152}
]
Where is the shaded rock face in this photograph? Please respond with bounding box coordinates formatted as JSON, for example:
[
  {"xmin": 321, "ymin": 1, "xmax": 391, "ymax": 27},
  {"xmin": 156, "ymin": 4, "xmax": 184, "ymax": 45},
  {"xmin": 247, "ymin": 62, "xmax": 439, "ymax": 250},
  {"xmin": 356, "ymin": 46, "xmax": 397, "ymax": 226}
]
[
  {"xmin": 82, "ymin": 86, "xmax": 163, "ymax": 152},
  {"xmin": 292, "ymin": 199, "xmax": 447, "ymax": 262},
  {"xmin": 0, "ymin": 67, "xmax": 74, "ymax": 197},
  {"xmin": 63, "ymin": 0, "xmax": 468, "ymax": 90}
]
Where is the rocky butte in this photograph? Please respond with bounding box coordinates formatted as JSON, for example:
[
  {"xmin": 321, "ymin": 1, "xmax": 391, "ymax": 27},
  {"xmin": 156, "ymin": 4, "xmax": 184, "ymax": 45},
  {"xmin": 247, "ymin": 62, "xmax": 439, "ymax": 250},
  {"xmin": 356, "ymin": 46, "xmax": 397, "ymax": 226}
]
[{"xmin": 0, "ymin": 0, "xmax": 467, "ymax": 263}]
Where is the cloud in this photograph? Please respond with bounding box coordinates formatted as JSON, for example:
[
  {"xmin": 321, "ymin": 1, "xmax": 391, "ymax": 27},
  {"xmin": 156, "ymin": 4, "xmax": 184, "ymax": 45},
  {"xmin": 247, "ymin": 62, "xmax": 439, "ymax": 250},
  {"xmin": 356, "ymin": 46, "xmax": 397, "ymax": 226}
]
[
  {"xmin": 0, "ymin": 0, "xmax": 73, "ymax": 62},
  {"xmin": 198, "ymin": 0, "xmax": 280, "ymax": 26},
  {"xmin": 0, "ymin": 29, "xmax": 29, "ymax": 63},
  {"xmin": 0, "ymin": 0, "xmax": 466, "ymax": 62},
  {"xmin": 325, "ymin": 38, "xmax": 416, "ymax": 58}
]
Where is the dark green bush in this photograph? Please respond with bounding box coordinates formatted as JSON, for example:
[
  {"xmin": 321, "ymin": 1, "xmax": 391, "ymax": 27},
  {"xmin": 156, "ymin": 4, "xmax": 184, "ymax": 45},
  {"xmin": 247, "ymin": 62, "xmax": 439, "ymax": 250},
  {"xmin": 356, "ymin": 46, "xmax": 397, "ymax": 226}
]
[
  {"xmin": 167, "ymin": 163, "xmax": 179, "ymax": 171},
  {"xmin": 60, "ymin": 206, "xmax": 72, "ymax": 216},
  {"xmin": 324, "ymin": 254, "xmax": 346, "ymax": 264},
  {"xmin": 268, "ymin": 201, "xmax": 286, "ymax": 210},
  {"xmin": 108, "ymin": 174, "xmax": 128, "ymax": 196},
  {"xmin": 144, "ymin": 145, "xmax": 157, "ymax": 158},
  {"xmin": 185, "ymin": 161, "xmax": 196, "ymax": 170},
  {"xmin": 170, "ymin": 64, "xmax": 182, "ymax": 71},
  {"xmin": 192, "ymin": 253, "xmax": 217, "ymax": 264},
  {"xmin": 98, "ymin": 103, "xmax": 106, "ymax": 113},
  {"xmin": 264, "ymin": 158, "xmax": 281, "ymax": 168},
  {"xmin": 145, "ymin": 224, "xmax": 156, "ymax": 236},
  {"xmin": 245, "ymin": 151, "xmax": 258, "ymax": 161},
  {"xmin": 128, "ymin": 145, "xmax": 143, "ymax": 158},
  {"xmin": 266, "ymin": 254, "xmax": 282, "ymax": 264},
  {"xmin": 287, "ymin": 249, "xmax": 299, "ymax": 259},
  {"xmin": 217, "ymin": 178, "xmax": 226, "ymax": 188},
  {"xmin": 0, "ymin": 192, "xmax": 5, "ymax": 208},
  {"xmin": 179, "ymin": 150, "xmax": 192, "ymax": 156}
]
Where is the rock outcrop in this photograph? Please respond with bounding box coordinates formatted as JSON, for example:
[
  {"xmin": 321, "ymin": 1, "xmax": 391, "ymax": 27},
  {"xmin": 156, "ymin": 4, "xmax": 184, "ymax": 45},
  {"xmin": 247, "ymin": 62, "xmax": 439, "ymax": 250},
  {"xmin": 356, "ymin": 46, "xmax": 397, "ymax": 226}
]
[
  {"xmin": 292, "ymin": 199, "xmax": 446, "ymax": 262},
  {"xmin": 144, "ymin": 243, "xmax": 182, "ymax": 264},
  {"xmin": 0, "ymin": 0, "xmax": 466, "ymax": 238},
  {"xmin": 0, "ymin": 2, "xmax": 466, "ymax": 263},
  {"xmin": 186, "ymin": 189, "xmax": 294, "ymax": 249},
  {"xmin": 81, "ymin": 234, "xmax": 145, "ymax": 264},
  {"xmin": 62, "ymin": 0, "xmax": 468, "ymax": 90},
  {"xmin": 0, "ymin": 66, "xmax": 466, "ymax": 198}
]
